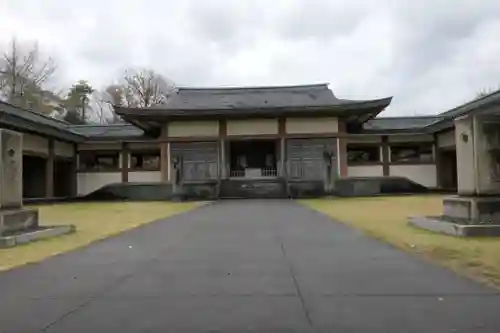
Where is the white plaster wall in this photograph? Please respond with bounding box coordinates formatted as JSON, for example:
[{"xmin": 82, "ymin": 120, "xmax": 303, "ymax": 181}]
[
  {"xmin": 389, "ymin": 164, "xmax": 437, "ymax": 187},
  {"xmin": 286, "ymin": 117, "xmax": 338, "ymax": 134},
  {"xmin": 128, "ymin": 171, "xmax": 161, "ymax": 183},
  {"xmin": 23, "ymin": 133, "xmax": 48, "ymax": 154},
  {"xmin": 388, "ymin": 134, "xmax": 434, "ymax": 143},
  {"xmin": 437, "ymin": 130, "xmax": 455, "ymax": 148},
  {"xmin": 348, "ymin": 165, "xmax": 383, "ymax": 177},
  {"xmin": 54, "ymin": 140, "xmax": 74, "ymax": 157},
  {"xmin": 77, "ymin": 172, "xmax": 121, "ymax": 196},
  {"xmin": 227, "ymin": 119, "xmax": 278, "ymax": 136},
  {"xmin": 168, "ymin": 121, "xmax": 219, "ymax": 137}
]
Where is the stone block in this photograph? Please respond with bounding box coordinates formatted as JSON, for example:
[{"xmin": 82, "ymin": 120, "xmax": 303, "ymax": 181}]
[
  {"xmin": 408, "ymin": 216, "xmax": 500, "ymax": 237},
  {"xmin": 442, "ymin": 196, "xmax": 472, "ymax": 220},
  {"xmin": 334, "ymin": 176, "xmax": 428, "ymax": 197},
  {"xmin": 408, "ymin": 216, "xmax": 463, "ymax": 236},
  {"xmin": 0, "ymin": 129, "xmax": 23, "ymax": 209},
  {"xmin": 219, "ymin": 179, "xmax": 287, "ymax": 199},
  {"xmin": 443, "ymin": 195, "xmax": 500, "ymax": 223},
  {"xmin": 288, "ymin": 180, "xmax": 326, "ymax": 198},
  {"xmin": 0, "ymin": 225, "xmax": 75, "ymax": 248},
  {"xmin": 0, "ymin": 208, "xmax": 39, "ymax": 236}
]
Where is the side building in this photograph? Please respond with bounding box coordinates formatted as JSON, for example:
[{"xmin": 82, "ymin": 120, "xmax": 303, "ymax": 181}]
[{"xmin": 1, "ymin": 83, "xmax": 498, "ymax": 200}]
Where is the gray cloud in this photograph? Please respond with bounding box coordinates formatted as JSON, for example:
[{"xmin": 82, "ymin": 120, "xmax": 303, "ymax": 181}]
[{"xmin": 1, "ymin": 0, "xmax": 500, "ymax": 116}]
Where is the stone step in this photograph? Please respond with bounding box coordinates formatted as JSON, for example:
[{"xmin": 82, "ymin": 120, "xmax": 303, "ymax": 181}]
[{"xmin": 219, "ymin": 179, "xmax": 288, "ymax": 199}]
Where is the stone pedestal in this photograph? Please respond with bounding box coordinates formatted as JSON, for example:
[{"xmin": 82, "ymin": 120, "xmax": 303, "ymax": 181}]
[
  {"xmin": 0, "ymin": 129, "xmax": 40, "ymax": 236},
  {"xmin": 455, "ymin": 114, "xmax": 500, "ymax": 195},
  {"xmin": 443, "ymin": 195, "xmax": 500, "ymax": 223},
  {"xmin": 408, "ymin": 112, "xmax": 500, "ymax": 236},
  {"xmin": 0, "ymin": 208, "xmax": 39, "ymax": 235}
]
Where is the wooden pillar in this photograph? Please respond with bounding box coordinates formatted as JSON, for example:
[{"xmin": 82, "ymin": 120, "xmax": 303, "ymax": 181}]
[
  {"xmin": 219, "ymin": 120, "xmax": 227, "ymax": 179},
  {"xmin": 278, "ymin": 118, "xmax": 286, "ymax": 177},
  {"xmin": 45, "ymin": 139, "xmax": 55, "ymax": 198},
  {"xmin": 337, "ymin": 120, "xmax": 348, "ymax": 177},
  {"xmin": 160, "ymin": 124, "xmax": 169, "ymax": 182},
  {"xmin": 121, "ymin": 142, "xmax": 129, "ymax": 183},
  {"xmin": 381, "ymin": 136, "xmax": 390, "ymax": 176},
  {"xmin": 71, "ymin": 143, "xmax": 78, "ymax": 197}
]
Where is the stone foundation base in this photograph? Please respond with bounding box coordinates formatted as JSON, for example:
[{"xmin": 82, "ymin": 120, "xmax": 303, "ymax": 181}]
[
  {"xmin": 408, "ymin": 195, "xmax": 500, "ymax": 237},
  {"xmin": 0, "ymin": 225, "xmax": 75, "ymax": 248},
  {"xmin": 443, "ymin": 195, "xmax": 500, "ymax": 223},
  {"xmin": 408, "ymin": 216, "xmax": 500, "ymax": 237},
  {"xmin": 0, "ymin": 208, "xmax": 39, "ymax": 236}
]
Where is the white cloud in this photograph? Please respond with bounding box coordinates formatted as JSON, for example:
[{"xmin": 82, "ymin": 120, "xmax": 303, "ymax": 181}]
[{"xmin": 1, "ymin": 0, "xmax": 500, "ymax": 115}]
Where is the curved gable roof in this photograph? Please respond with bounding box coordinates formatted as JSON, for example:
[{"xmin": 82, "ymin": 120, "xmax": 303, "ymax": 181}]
[
  {"xmin": 157, "ymin": 84, "xmax": 341, "ymax": 110},
  {"xmin": 115, "ymin": 84, "xmax": 392, "ymax": 133}
]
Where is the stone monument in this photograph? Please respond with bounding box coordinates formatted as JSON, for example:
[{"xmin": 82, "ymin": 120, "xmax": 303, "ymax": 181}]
[
  {"xmin": 443, "ymin": 113, "xmax": 500, "ymax": 223},
  {"xmin": 0, "ymin": 129, "xmax": 39, "ymax": 236},
  {"xmin": 408, "ymin": 112, "xmax": 500, "ymax": 236}
]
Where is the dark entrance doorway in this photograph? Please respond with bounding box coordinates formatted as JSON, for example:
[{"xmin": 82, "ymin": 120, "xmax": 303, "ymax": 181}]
[
  {"xmin": 54, "ymin": 158, "xmax": 74, "ymax": 197},
  {"xmin": 229, "ymin": 140, "xmax": 277, "ymax": 178},
  {"xmin": 439, "ymin": 149, "xmax": 457, "ymax": 190},
  {"xmin": 23, "ymin": 155, "xmax": 47, "ymax": 198}
]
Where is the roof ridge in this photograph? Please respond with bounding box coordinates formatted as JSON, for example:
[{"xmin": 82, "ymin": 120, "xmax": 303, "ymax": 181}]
[
  {"xmin": 372, "ymin": 115, "xmax": 442, "ymax": 120},
  {"xmin": 439, "ymin": 88, "xmax": 500, "ymax": 116},
  {"xmin": 67, "ymin": 123, "xmax": 134, "ymax": 127},
  {"xmin": 176, "ymin": 83, "xmax": 329, "ymax": 91}
]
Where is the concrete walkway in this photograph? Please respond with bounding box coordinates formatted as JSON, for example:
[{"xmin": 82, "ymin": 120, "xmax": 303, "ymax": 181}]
[{"xmin": 1, "ymin": 200, "xmax": 500, "ymax": 332}]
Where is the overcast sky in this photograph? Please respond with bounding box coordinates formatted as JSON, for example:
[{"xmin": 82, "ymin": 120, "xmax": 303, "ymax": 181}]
[{"xmin": 1, "ymin": 0, "xmax": 500, "ymax": 116}]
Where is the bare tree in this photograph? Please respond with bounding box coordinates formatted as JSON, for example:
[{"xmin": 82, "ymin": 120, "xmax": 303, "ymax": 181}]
[
  {"xmin": 476, "ymin": 87, "xmax": 500, "ymax": 99},
  {"xmin": 0, "ymin": 38, "xmax": 58, "ymax": 110},
  {"xmin": 87, "ymin": 91, "xmax": 115, "ymax": 124},
  {"xmin": 105, "ymin": 68, "xmax": 176, "ymax": 108}
]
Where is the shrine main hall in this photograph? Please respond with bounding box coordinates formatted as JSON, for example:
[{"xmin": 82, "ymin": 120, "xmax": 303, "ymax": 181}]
[{"xmin": 1, "ymin": 83, "xmax": 499, "ymax": 200}]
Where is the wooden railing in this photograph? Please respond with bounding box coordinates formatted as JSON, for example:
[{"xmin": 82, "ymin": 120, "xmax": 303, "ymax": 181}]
[
  {"xmin": 229, "ymin": 168, "xmax": 277, "ymax": 178},
  {"xmin": 261, "ymin": 168, "xmax": 277, "ymax": 177}
]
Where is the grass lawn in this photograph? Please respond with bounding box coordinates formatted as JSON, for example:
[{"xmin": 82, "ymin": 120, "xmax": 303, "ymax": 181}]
[
  {"xmin": 0, "ymin": 201, "xmax": 202, "ymax": 271},
  {"xmin": 301, "ymin": 195, "xmax": 500, "ymax": 288}
]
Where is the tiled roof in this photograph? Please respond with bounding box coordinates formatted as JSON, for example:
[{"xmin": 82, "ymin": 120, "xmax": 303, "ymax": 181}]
[
  {"xmin": 4, "ymin": 85, "xmax": 500, "ymax": 141},
  {"xmin": 0, "ymin": 100, "xmax": 69, "ymax": 130},
  {"xmin": 68, "ymin": 124, "xmax": 144, "ymax": 138},
  {"xmin": 363, "ymin": 116, "xmax": 443, "ymax": 132},
  {"xmin": 154, "ymin": 84, "xmax": 351, "ymax": 110},
  {"xmin": 0, "ymin": 100, "xmax": 85, "ymax": 141}
]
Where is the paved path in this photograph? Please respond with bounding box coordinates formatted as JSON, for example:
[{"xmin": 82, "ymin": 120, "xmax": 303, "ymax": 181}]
[{"xmin": 1, "ymin": 200, "xmax": 500, "ymax": 332}]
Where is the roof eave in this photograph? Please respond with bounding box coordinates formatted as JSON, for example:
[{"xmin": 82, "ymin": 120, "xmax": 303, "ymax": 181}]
[
  {"xmin": 0, "ymin": 112, "xmax": 86, "ymax": 142},
  {"xmin": 115, "ymin": 97, "xmax": 392, "ymax": 119},
  {"xmin": 360, "ymin": 128, "xmax": 431, "ymax": 135}
]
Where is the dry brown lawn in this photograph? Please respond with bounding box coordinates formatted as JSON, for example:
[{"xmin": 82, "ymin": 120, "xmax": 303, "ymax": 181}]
[
  {"xmin": 0, "ymin": 201, "xmax": 202, "ymax": 271},
  {"xmin": 301, "ymin": 196, "xmax": 500, "ymax": 289}
]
